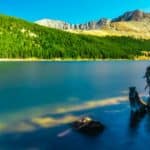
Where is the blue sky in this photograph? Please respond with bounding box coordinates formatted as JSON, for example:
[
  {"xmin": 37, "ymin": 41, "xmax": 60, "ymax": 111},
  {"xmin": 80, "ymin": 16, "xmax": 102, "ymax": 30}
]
[{"xmin": 0, "ymin": 0, "xmax": 150, "ymax": 23}]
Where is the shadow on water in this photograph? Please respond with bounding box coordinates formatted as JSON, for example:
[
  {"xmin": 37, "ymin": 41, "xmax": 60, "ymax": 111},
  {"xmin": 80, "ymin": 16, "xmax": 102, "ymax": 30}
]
[
  {"xmin": 0, "ymin": 100, "xmax": 131, "ymax": 150},
  {"xmin": 128, "ymin": 111, "xmax": 146, "ymax": 138},
  {"xmin": 129, "ymin": 111, "xmax": 146, "ymax": 130},
  {"xmin": 1, "ymin": 98, "xmax": 150, "ymax": 150},
  {"xmin": 0, "ymin": 95, "xmax": 130, "ymax": 150},
  {"xmin": 0, "ymin": 108, "xmax": 105, "ymax": 150}
]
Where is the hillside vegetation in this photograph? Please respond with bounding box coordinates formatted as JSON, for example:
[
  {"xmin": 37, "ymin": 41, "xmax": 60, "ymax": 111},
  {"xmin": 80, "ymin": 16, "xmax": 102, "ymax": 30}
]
[{"xmin": 0, "ymin": 14, "xmax": 150, "ymax": 59}]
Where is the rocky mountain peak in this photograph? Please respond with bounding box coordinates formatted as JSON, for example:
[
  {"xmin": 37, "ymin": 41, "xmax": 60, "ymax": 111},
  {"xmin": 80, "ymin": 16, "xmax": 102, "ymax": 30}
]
[
  {"xmin": 35, "ymin": 19, "xmax": 69, "ymax": 30},
  {"xmin": 113, "ymin": 10, "xmax": 150, "ymax": 22}
]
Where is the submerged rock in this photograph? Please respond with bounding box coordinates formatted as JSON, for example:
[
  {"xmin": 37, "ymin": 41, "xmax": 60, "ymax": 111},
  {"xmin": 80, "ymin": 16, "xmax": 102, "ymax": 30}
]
[{"xmin": 72, "ymin": 117, "xmax": 105, "ymax": 136}]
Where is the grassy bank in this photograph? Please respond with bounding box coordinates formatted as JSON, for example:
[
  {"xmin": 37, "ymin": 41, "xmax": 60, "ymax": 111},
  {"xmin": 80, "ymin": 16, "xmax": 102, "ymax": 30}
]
[{"xmin": 0, "ymin": 57, "xmax": 149, "ymax": 62}]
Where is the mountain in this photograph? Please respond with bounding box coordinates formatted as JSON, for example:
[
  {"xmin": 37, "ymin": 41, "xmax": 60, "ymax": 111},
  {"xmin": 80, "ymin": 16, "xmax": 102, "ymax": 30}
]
[
  {"xmin": 113, "ymin": 10, "xmax": 150, "ymax": 22},
  {"xmin": 35, "ymin": 10, "xmax": 150, "ymax": 39},
  {"xmin": 35, "ymin": 19, "xmax": 70, "ymax": 30},
  {"xmin": 0, "ymin": 14, "xmax": 150, "ymax": 60},
  {"xmin": 36, "ymin": 18, "xmax": 111, "ymax": 30},
  {"xmin": 36, "ymin": 10, "xmax": 150, "ymax": 30}
]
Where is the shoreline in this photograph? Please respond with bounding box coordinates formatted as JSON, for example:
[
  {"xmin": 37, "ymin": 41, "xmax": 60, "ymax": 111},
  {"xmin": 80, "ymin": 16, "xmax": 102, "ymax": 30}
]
[{"xmin": 0, "ymin": 58, "xmax": 149, "ymax": 62}]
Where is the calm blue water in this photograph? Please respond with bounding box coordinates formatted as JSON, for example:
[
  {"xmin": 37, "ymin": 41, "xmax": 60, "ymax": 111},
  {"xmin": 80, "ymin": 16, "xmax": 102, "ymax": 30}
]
[{"xmin": 0, "ymin": 61, "xmax": 150, "ymax": 150}]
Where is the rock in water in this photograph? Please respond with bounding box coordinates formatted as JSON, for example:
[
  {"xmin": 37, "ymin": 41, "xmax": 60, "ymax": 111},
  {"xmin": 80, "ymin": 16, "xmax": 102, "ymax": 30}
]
[{"xmin": 72, "ymin": 117, "xmax": 105, "ymax": 136}]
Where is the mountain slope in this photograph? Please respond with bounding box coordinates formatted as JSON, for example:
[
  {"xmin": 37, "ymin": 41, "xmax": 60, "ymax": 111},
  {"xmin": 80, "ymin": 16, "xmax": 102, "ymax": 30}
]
[{"xmin": 0, "ymin": 14, "xmax": 150, "ymax": 59}]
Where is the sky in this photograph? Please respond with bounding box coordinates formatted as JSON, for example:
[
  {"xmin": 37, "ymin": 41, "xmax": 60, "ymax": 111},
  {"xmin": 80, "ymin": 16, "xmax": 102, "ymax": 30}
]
[{"xmin": 0, "ymin": 0, "xmax": 150, "ymax": 23}]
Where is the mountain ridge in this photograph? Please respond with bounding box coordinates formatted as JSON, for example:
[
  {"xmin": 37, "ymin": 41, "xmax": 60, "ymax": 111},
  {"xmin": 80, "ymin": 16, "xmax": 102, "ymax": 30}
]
[{"xmin": 35, "ymin": 10, "xmax": 150, "ymax": 31}]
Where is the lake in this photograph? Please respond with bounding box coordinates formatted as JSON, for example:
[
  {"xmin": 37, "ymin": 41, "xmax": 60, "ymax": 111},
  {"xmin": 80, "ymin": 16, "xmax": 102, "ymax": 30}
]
[{"xmin": 0, "ymin": 61, "xmax": 150, "ymax": 150}]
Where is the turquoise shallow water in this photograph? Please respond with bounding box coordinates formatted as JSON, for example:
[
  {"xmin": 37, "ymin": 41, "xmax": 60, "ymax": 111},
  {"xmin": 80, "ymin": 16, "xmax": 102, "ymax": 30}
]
[{"xmin": 0, "ymin": 61, "xmax": 150, "ymax": 150}]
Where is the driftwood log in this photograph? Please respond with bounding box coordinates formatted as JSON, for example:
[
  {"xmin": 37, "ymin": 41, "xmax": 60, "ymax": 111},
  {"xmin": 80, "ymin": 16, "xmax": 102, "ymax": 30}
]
[{"xmin": 129, "ymin": 87, "xmax": 148, "ymax": 113}]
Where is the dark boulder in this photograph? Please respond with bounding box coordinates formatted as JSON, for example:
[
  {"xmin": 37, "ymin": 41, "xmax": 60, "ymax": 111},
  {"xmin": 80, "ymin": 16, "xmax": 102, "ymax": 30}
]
[{"xmin": 72, "ymin": 117, "xmax": 105, "ymax": 136}]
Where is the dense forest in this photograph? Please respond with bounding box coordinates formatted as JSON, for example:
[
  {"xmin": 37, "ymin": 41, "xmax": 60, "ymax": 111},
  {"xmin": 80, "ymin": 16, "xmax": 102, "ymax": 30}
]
[{"xmin": 0, "ymin": 14, "xmax": 150, "ymax": 59}]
